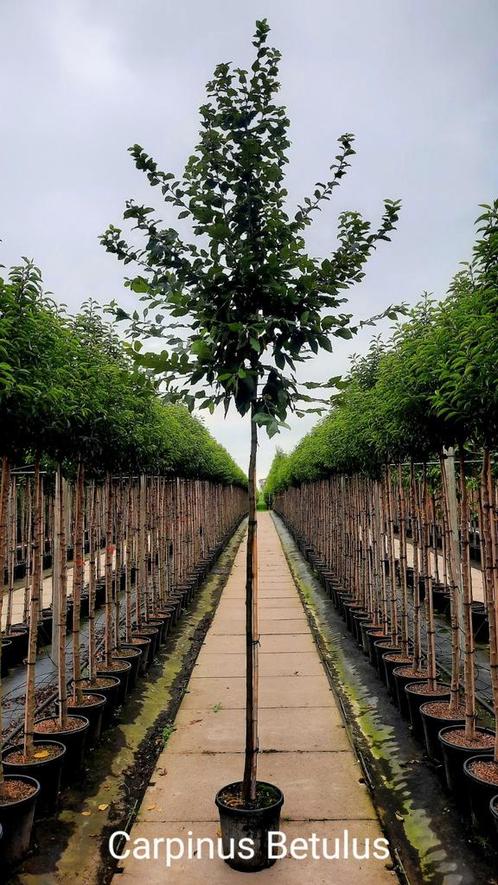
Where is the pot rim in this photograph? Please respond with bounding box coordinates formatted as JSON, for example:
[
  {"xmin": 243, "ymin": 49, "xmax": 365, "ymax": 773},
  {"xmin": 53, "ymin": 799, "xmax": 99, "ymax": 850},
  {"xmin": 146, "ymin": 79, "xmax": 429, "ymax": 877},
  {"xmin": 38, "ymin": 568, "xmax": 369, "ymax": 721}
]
[
  {"xmin": 489, "ymin": 794, "xmax": 498, "ymax": 817},
  {"xmin": 463, "ymin": 753, "xmax": 497, "ymax": 785},
  {"xmin": 2, "ymin": 740, "xmax": 66, "ymax": 765},
  {"xmin": 82, "ymin": 675, "xmax": 121, "ymax": 689},
  {"xmin": 0, "ymin": 774, "xmax": 40, "ymax": 808},
  {"xmin": 404, "ymin": 681, "xmax": 450, "ymax": 696},
  {"xmin": 419, "ymin": 701, "xmax": 466, "ymax": 721},
  {"xmin": 215, "ymin": 781, "xmax": 284, "ymax": 816},
  {"xmin": 439, "ymin": 725, "xmax": 496, "ymax": 751},
  {"xmin": 34, "ymin": 714, "xmax": 90, "ymax": 735},
  {"xmin": 96, "ymin": 659, "xmax": 132, "ymax": 674}
]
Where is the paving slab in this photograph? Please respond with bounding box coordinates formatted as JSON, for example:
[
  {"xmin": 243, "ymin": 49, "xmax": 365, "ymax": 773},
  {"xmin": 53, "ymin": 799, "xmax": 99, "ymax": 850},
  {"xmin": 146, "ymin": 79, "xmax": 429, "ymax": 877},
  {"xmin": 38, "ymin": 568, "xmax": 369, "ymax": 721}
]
[{"xmin": 113, "ymin": 512, "xmax": 394, "ymax": 883}]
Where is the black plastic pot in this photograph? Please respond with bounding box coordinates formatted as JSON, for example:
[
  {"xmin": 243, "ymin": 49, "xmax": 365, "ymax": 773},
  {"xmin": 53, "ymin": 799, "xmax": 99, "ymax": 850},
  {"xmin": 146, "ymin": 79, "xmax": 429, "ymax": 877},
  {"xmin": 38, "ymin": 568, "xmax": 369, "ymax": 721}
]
[
  {"xmin": 1, "ymin": 639, "xmax": 12, "ymax": 676},
  {"xmin": 471, "ymin": 603, "xmax": 489, "ymax": 643},
  {"xmin": 374, "ymin": 641, "xmax": 400, "ymax": 682},
  {"xmin": 215, "ymin": 781, "xmax": 284, "ymax": 872},
  {"xmin": 0, "ymin": 774, "xmax": 40, "ymax": 866},
  {"xmin": 420, "ymin": 702, "xmax": 465, "ymax": 762},
  {"xmin": 126, "ymin": 637, "xmax": 152, "ymax": 674},
  {"xmin": 431, "ymin": 584, "xmax": 450, "ymax": 615},
  {"xmin": 82, "ymin": 676, "xmax": 121, "ymax": 727},
  {"xmin": 463, "ymin": 754, "xmax": 497, "ymax": 837},
  {"xmin": 33, "ymin": 715, "xmax": 90, "ymax": 783},
  {"xmin": 358, "ymin": 622, "xmax": 377, "ymax": 656},
  {"xmin": 145, "ymin": 617, "xmax": 166, "ymax": 645},
  {"xmin": 60, "ymin": 694, "xmax": 107, "ymax": 746},
  {"xmin": 96, "ymin": 659, "xmax": 131, "ymax": 706},
  {"xmin": 133, "ymin": 626, "xmax": 160, "ymax": 660},
  {"xmin": 366, "ymin": 630, "xmax": 389, "ymax": 667},
  {"xmin": 2, "ymin": 741, "xmax": 66, "ymax": 818},
  {"xmin": 36, "ymin": 615, "xmax": 53, "ymax": 648},
  {"xmin": 352, "ymin": 611, "xmax": 369, "ymax": 646},
  {"xmin": 439, "ymin": 726, "xmax": 495, "ymax": 806},
  {"xmin": 114, "ymin": 646, "xmax": 142, "ymax": 689},
  {"xmin": 383, "ymin": 654, "xmax": 412, "ymax": 698},
  {"xmin": 79, "ymin": 594, "xmax": 90, "ymax": 619},
  {"xmin": 404, "ymin": 682, "xmax": 451, "ymax": 740},
  {"xmin": 3, "ymin": 628, "xmax": 28, "ymax": 666},
  {"xmin": 393, "ymin": 667, "xmax": 430, "ymax": 719},
  {"xmin": 490, "ymin": 795, "xmax": 498, "ymax": 840}
]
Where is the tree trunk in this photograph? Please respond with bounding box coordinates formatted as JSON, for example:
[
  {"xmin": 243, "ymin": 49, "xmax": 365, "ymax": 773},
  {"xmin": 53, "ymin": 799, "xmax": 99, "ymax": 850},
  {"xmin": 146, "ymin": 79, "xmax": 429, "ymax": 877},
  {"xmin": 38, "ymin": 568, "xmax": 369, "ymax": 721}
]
[
  {"xmin": 104, "ymin": 474, "xmax": 114, "ymax": 666},
  {"xmin": 481, "ymin": 450, "xmax": 498, "ymax": 762},
  {"xmin": 441, "ymin": 450, "xmax": 463, "ymax": 714},
  {"xmin": 24, "ymin": 461, "xmax": 42, "ymax": 756},
  {"xmin": 459, "ymin": 450, "xmax": 476, "ymax": 739},
  {"xmin": 72, "ymin": 461, "xmax": 84, "ymax": 704},
  {"xmin": 57, "ymin": 467, "xmax": 68, "ymax": 727},
  {"xmin": 88, "ymin": 483, "xmax": 97, "ymax": 684},
  {"xmin": 242, "ymin": 405, "xmax": 259, "ymax": 805},
  {"xmin": 0, "ymin": 455, "xmax": 11, "ymax": 781}
]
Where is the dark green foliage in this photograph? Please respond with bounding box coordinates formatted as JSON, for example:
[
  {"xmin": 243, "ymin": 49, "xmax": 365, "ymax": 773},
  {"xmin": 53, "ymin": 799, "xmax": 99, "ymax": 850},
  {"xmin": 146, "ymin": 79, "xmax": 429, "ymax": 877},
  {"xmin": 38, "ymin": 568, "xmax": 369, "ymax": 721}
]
[
  {"xmin": 102, "ymin": 20, "xmax": 401, "ymax": 436},
  {"xmin": 264, "ymin": 201, "xmax": 498, "ymax": 492},
  {"xmin": 0, "ymin": 261, "xmax": 246, "ymax": 485}
]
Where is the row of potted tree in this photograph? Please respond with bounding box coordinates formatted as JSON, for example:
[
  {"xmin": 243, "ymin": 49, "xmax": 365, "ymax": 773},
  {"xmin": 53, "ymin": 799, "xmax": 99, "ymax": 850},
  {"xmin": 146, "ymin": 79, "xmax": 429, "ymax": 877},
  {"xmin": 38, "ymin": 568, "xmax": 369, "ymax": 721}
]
[
  {"xmin": 0, "ymin": 260, "xmax": 247, "ymax": 867},
  {"xmin": 265, "ymin": 202, "xmax": 498, "ymax": 843}
]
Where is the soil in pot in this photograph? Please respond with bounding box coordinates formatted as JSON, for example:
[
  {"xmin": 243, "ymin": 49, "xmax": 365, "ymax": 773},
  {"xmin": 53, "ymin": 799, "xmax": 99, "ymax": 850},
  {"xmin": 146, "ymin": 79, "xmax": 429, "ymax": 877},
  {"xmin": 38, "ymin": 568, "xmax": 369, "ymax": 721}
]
[
  {"xmin": 439, "ymin": 726, "xmax": 495, "ymax": 804},
  {"xmin": 464, "ymin": 756, "xmax": 498, "ymax": 837},
  {"xmin": 383, "ymin": 654, "xmax": 412, "ymax": 697},
  {"xmin": 96, "ymin": 659, "xmax": 132, "ymax": 706},
  {"xmin": 81, "ymin": 676, "xmax": 121, "ymax": 727},
  {"xmin": 393, "ymin": 667, "xmax": 429, "ymax": 719},
  {"xmin": 2, "ymin": 741, "xmax": 65, "ymax": 818},
  {"xmin": 405, "ymin": 682, "xmax": 451, "ymax": 739},
  {"xmin": 33, "ymin": 715, "xmax": 90, "ymax": 783},
  {"xmin": 215, "ymin": 781, "xmax": 284, "ymax": 872},
  {"xmin": 0, "ymin": 775, "xmax": 40, "ymax": 866}
]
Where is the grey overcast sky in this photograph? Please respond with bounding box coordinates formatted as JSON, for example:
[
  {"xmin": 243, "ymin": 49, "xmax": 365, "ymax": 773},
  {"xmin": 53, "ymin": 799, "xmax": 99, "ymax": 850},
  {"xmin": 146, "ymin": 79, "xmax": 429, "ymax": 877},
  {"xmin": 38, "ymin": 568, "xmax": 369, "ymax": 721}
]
[{"xmin": 1, "ymin": 1, "xmax": 497, "ymax": 479}]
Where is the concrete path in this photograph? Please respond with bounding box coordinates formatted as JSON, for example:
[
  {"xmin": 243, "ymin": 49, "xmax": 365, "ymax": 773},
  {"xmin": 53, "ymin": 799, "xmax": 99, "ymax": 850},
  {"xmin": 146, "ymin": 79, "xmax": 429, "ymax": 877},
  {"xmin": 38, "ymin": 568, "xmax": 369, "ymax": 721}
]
[{"xmin": 113, "ymin": 513, "xmax": 396, "ymax": 883}]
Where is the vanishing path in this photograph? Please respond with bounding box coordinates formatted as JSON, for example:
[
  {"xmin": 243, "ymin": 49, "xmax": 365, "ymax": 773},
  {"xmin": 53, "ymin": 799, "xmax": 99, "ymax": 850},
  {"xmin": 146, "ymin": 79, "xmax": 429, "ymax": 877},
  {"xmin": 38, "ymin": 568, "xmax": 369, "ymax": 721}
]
[{"xmin": 114, "ymin": 512, "xmax": 396, "ymax": 884}]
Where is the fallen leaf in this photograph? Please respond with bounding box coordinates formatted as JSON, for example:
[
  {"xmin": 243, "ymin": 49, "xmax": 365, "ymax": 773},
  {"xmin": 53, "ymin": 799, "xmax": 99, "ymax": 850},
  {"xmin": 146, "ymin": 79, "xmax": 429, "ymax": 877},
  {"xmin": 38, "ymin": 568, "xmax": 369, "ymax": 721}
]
[
  {"xmin": 33, "ymin": 750, "xmax": 50, "ymax": 759},
  {"xmin": 189, "ymin": 719, "xmax": 203, "ymax": 726},
  {"xmin": 81, "ymin": 810, "xmax": 91, "ymax": 816},
  {"xmin": 98, "ymin": 803, "xmax": 109, "ymax": 811}
]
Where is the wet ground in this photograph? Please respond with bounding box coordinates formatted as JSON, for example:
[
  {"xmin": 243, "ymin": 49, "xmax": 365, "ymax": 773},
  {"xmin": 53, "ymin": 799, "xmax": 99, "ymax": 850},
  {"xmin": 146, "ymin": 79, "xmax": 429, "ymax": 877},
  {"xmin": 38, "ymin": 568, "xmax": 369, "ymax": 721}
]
[
  {"xmin": 273, "ymin": 514, "xmax": 497, "ymax": 885},
  {"xmin": 9, "ymin": 522, "xmax": 246, "ymax": 885}
]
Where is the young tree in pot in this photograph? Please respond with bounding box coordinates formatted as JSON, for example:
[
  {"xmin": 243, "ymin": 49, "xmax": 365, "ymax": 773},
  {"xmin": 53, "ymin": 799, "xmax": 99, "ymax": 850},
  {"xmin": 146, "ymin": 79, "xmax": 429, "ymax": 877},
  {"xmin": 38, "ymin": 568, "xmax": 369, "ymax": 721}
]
[
  {"xmin": 438, "ymin": 203, "xmax": 498, "ymax": 821},
  {"xmin": 102, "ymin": 19, "xmax": 400, "ymax": 871}
]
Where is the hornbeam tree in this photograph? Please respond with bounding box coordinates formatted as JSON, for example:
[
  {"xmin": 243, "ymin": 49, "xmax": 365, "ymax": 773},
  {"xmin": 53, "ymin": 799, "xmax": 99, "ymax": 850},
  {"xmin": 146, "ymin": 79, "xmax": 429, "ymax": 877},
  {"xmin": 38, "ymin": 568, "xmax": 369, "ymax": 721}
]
[{"xmin": 102, "ymin": 19, "xmax": 401, "ymax": 804}]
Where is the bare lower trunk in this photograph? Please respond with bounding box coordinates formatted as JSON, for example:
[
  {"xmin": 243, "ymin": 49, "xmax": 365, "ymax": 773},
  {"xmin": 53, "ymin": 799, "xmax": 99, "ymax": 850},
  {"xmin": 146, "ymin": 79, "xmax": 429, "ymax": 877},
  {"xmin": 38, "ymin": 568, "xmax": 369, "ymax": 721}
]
[
  {"xmin": 72, "ymin": 461, "xmax": 84, "ymax": 704},
  {"xmin": 0, "ymin": 455, "xmax": 11, "ymax": 780},
  {"xmin": 242, "ymin": 405, "xmax": 259, "ymax": 805},
  {"xmin": 57, "ymin": 466, "xmax": 68, "ymax": 727},
  {"xmin": 24, "ymin": 460, "xmax": 41, "ymax": 756},
  {"xmin": 441, "ymin": 450, "xmax": 462, "ymax": 714},
  {"xmin": 459, "ymin": 450, "xmax": 476, "ymax": 739}
]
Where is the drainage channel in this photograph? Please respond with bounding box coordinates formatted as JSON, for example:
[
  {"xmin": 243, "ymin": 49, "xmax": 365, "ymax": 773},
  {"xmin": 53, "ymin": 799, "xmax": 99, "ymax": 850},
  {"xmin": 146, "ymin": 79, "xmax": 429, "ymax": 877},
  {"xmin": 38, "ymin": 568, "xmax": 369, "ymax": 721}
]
[
  {"xmin": 9, "ymin": 522, "xmax": 246, "ymax": 885},
  {"xmin": 273, "ymin": 512, "xmax": 495, "ymax": 885}
]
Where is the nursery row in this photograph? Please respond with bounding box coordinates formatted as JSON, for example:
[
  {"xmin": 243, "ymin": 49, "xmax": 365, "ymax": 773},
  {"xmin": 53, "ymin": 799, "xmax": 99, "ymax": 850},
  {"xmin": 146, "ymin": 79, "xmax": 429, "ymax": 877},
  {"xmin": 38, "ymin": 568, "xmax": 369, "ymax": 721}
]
[
  {"xmin": 0, "ymin": 468, "xmax": 247, "ymax": 868},
  {"xmin": 273, "ymin": 458, "xmax": 498, "ymax": 847}
]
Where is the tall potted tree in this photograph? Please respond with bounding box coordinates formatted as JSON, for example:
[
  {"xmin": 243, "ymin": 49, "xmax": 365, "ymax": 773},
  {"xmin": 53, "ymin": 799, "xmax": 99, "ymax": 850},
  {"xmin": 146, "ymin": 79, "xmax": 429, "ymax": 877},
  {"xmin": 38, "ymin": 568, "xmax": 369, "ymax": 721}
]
[{"xmin": 102, "ymin": 19, "xmax": 400, "ymax": 870}]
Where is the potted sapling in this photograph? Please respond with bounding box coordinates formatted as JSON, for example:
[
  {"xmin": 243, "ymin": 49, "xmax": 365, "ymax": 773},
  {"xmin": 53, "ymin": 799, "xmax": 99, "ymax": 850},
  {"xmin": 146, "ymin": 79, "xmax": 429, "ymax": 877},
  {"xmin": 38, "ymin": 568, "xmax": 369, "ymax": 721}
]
[{"xmin": 103, "ymin": 19, "xmax": 400, "ymax": 870}]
